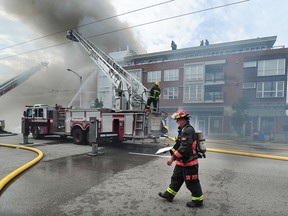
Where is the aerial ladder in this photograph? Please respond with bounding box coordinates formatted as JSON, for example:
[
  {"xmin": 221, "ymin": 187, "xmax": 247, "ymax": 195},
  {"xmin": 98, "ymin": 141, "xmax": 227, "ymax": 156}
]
[
  {"xmin": 66, "ymin": 29, "xmax": 147, "ymax": 112},
  {"xmin": 0, "ymin": 62, "xmax": 48, "ymax": 97}
]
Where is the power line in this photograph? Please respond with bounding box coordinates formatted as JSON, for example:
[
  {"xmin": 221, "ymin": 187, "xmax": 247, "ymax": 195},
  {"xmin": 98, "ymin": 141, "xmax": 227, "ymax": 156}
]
[
  {"xmin": 88, "ymin": 0, "xmax": 250, "ymax": 38},
  {"xmin": 0, "ymin": 0, "xmax": 175, "ymax": 51},
  {"xmin": 0, "ymin": 0, "xmax": 250, "ymax": 60}
]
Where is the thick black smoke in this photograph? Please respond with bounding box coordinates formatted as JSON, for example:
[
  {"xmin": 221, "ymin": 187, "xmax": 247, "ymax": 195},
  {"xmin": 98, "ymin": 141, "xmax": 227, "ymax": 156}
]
[
  {"xmin": 1, "ymin": 0, "xmax": 148, "ymax": 131},
  {"xmin": 0, "ymin": 0, "xmax": 145, "ymax": 53}
]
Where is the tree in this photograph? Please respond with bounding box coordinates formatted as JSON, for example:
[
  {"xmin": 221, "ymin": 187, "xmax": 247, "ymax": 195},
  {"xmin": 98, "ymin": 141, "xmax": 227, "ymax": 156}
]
[
  {"xmin": 231, "ymin": 97, "xmax": 249, "ymax": 136},
  {"xmin": 90, "ymin": 98, "xmax": 103, "ymax": 109}
]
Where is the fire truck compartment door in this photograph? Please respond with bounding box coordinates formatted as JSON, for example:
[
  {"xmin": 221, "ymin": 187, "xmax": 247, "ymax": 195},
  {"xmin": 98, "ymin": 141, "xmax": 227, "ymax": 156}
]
[
  {"xmin": 118, "ymin": 120, "xmax": 124, "ymax": 140},
  {"xmin": 65, "ymin": 112, "xmax": 71, "ymax": 133},
  {"xmin": 124, "ymin": 115, "xmax": 133, "ymax": 135}
]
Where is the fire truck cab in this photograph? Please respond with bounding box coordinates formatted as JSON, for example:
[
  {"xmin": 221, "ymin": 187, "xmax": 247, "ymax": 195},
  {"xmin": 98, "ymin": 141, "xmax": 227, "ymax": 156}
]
[{"xmin": 23, "ymin": 104, "xmax": 98, "ymax": 144}]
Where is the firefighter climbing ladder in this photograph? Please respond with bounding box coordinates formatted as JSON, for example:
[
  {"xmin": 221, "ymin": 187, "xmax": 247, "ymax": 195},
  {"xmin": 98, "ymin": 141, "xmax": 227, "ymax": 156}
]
[{"xmin": 66, "ymin": 29, "xmax": 148, "ymax": 111}]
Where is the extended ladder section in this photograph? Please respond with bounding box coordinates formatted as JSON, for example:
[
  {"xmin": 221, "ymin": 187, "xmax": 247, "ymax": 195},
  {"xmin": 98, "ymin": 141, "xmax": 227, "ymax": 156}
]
[
  {"xmin": 66, "ymin": 29, "xmax": 147, "ymax": 111},
  {"xmin": 0, "ymin": 62, "xmax": 48, "ymax": 97}
]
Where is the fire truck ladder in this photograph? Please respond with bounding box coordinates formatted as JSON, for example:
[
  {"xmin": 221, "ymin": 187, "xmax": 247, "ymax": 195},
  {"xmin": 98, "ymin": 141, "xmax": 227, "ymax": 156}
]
[
  {"xmin": 0, "ymin": 62, "xmax": 48, "ymax": 97},
  {"xmin": 66, "ymin": 29, "xmax": 148, "ymax": 111}
]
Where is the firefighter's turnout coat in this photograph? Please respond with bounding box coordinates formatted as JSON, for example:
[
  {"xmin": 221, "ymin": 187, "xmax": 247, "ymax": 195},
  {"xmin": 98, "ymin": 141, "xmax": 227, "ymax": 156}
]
[
  {"xmin": 166, "ymin": 122, "xmax": 204, "ymax": 204},
  {"xmin": 146, "ymin": 85, "xmax": 161, "ymax": 111}
]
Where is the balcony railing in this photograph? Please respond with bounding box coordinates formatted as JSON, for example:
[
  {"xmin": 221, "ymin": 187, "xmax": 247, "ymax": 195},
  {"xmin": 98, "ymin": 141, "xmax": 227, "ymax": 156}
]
[
  {"xmin": 204, "ymin": 92, "xmax": 224, "ymax": 102},
  {"xmin": 205, "ymin": 72, "xmax": 225, "ymax": 83}
]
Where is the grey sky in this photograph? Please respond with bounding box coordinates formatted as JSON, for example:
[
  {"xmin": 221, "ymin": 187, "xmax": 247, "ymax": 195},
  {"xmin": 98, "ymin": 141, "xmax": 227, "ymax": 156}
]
[{"xmin": 0, "ymin": 0, "xmax": 287, "ymax": 82}]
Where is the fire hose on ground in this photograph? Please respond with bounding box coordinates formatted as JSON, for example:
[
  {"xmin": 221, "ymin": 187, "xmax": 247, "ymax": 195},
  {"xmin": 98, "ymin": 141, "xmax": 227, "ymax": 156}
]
[
  {"xmin": 164, "ymin": 134, "xmax": 288, "ymax": 161},
  {"xmin": 0, "ymin": 143, "xmax": 44, "ymax": 192}
]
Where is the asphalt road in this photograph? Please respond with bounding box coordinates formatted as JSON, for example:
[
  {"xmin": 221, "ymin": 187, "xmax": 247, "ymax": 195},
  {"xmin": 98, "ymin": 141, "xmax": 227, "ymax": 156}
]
[{"xmin": 0, "ymin": 134, "xmax": 287, "ymax": 216}]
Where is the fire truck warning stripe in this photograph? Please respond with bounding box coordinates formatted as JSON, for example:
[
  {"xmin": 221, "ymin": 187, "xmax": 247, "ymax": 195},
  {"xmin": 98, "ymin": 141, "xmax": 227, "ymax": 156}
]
[{"xmin": 0, "ymin": 143, "xmax": 44, "ymax": 192}]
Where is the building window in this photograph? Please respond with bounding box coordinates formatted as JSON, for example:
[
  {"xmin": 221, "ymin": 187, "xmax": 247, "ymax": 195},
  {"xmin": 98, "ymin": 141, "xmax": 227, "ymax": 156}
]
[
  {"xmin": 256, "ymin": 81, "xmax": 284, "ymax": 98},
  {"xmin": 210, "ymin": 116, "xmax": 223, "ymax": 133},
  {"xmin": 184, "ymin": 63, "xmax": 204, "ymax": 81},
  {"xmin": 260, "ymin": 117, "xmax": 274, "ymax": 134},
  {"xmin": 128, "ymin": 69, "xmax": 142, "ymax": 83},
  {"xmin": 243, "ymin": 82, "xmax": 256, "ymax": 89},
  {"xmin": 184, "ymin": 84, "xmax": 203, "ymax": 102},
  {"xmin": 147, "ymin": 71, "xmax": 161, "ymax": 83},
  {"xmin": 205, "ymin": 64, "xmax": 224, "ymax": 82},
  {"xmin": 257, "ymin": 59, "xmax": 285, "ymax": 76},
  {"xmin": 243, "ymin": 61, "xmax": 257, "ymax": 68},
  {"xmin": 163, "ymin": 87, "xmax": 178, "ymax": 99},
  {"xmin": 205, "ymin": 86, "xmax": 224, "ymax": 101},
  {"xmin": 164, "ymin": 69, "xmax": 179, "ymax": 81}
]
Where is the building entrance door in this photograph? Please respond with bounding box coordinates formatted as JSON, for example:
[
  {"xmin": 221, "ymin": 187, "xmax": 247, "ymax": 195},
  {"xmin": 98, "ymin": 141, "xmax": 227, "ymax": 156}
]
[
  {"xmin": 198, "ymin": 120, "xmax": 205, "ymax": 134},
  {"xmin": 244, "ymin": 121, "xmax": 252, "ymax": 136}
]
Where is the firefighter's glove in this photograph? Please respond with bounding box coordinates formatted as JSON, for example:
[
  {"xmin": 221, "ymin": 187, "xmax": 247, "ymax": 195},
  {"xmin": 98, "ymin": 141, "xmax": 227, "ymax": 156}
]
[
  {"xmin": 167, "ymin": 157, "xmax": 174, "ymax": 166},
  {"xmin": 197, "ymin": 153, "xmax": 206, "ymax": 158}
]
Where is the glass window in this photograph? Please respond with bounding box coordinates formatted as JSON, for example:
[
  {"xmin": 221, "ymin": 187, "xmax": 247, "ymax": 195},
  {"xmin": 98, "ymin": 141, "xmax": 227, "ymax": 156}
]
[
  {"xmin": 184, "ymin": 64, "xmax": 204, "ymax": 81},
  {"xmin": 243, "ymin": 61, "xmax": 257, "ymax": 68},
  {"xmin": 256, "ymin": 81, "xmax": 284, "ymax": 98},
  {"xmin": 210, "ymin": 116, "xmax": 223, "ymax": 133},
  {"xmin": 243, "ymin": 82, "xmax": 256, "ymax": 89},
  {"xmin": 260, "ymin": 117, "xmax": 274, "ymax": 134},
  {"xmin": 163, "ymin": 87, "xmax": 178, "ymax": 99},
  {"xmin": 26, "ymin": 109, "xmax": 32, "ymax": 117},
  {"xmin": 38, "ymin": 109, "xmax": 44, "ymax": 117},
  {"xmin": 257, "ymin": 59, "xmax": 285, "ymax": 76},
  {"xmin": 147, "ymin": 71, "xmax": 161, "ymax": 83},
  {"xmin": 164, "ymin": 69, "xmax": 179, "ymax": 81},
  {"xmin": 128, "ymin": 69, "xmax": 142, "ymax": 83},
  {"xmin": 184, "ymin": 84, "xmax": 203, "ymax": 102}
]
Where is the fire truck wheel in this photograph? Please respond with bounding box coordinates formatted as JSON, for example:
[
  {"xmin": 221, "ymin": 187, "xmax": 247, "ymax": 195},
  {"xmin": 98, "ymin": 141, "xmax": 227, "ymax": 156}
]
[
  {"xmin": 32, "ymin": 127, "xmax": 43, "ymax": 139},
  {"xmin": 72, "ymin": 128, "xmax": 84, "ymax": 144}
]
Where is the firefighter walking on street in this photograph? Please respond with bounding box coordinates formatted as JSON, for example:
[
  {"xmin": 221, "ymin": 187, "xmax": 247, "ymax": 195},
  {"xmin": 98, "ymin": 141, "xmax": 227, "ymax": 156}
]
[
  {"xmin": 158, "ymin": 109, "xmax": 204, "ymax": 207},
  {"xmin": 145, "ymin": 82, "xmax": 161, "ymax": 112}
]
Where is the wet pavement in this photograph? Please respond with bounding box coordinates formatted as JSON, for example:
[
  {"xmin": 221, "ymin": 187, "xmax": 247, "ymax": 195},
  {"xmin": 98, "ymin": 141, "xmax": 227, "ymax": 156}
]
[{"xmin": 1, "ymin": 134, "xmax": 288, "ymax": 215}]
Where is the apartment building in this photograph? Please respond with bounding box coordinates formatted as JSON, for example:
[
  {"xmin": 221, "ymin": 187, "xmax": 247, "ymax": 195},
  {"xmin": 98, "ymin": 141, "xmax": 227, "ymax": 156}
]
[
  {"xmin": 99, "ymin": 36, "xmax": 288, "ymax": 140},
  {"xmin": 98, "ymin": 36, "xmax": 288, "ymax": 141}
]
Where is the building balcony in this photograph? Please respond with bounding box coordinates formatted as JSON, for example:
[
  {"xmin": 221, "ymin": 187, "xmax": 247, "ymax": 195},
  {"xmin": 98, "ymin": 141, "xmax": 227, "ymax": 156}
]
[
  {"xmin": 205, "ymin": 72, "xmax": 225, "ymax": 85},
  {"xmin": 204, "ymin": 92, "xmax": 224, "ymax": 102}
]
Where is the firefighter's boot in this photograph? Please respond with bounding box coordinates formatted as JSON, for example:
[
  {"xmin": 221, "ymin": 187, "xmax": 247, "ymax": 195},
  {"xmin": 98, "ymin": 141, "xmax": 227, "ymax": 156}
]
[
  {"xmin": 186, "ymin": 200, "xmax": 203, "ymax": 208},
  {"xmin": 158, "ymin": 192, "xmax": 174, "ymax": 202}
]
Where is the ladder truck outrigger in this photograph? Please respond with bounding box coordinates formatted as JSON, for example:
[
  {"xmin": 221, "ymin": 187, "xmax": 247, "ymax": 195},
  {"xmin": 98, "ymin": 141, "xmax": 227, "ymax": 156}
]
[{"xmin": 21, "ymin": 29, "xmax": 167, "ymax": 145}]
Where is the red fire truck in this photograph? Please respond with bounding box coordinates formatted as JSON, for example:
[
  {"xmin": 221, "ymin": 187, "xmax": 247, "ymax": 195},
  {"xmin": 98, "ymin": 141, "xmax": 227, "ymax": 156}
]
[
  {"xmin": 23, "ymin": 104, "xmax": 165, "ymax": 144},
  {"xmin": 22, "ymin": 29, "xmax": 167, "ymax": 144}
]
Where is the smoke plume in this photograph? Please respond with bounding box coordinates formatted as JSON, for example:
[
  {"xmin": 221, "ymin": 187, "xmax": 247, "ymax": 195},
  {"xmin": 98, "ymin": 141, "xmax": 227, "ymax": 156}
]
[
  {"xmin": 0, "ymin": 0, "xmax": 145, "ymax": 53},
  {"xmin": 1, "ymin": 0, "xmax": 148, "ymax": 132}
]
